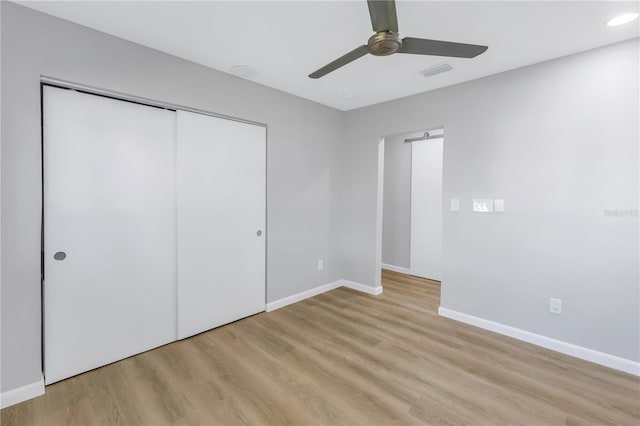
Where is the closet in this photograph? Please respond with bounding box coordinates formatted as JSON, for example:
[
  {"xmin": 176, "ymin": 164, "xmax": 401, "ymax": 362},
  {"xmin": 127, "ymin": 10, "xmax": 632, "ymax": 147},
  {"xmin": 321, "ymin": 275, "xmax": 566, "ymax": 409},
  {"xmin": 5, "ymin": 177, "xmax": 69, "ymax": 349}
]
[{"xmin": 43, "ymin": 85, "xmax": 266, "ymax": 384}]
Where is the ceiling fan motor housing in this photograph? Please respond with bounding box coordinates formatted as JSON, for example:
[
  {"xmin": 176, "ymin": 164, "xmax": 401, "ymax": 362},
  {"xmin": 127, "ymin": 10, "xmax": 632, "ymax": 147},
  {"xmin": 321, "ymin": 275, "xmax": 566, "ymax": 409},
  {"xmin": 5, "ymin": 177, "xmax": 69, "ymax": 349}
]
[{"xmin": 368, "ymin": 31, "xmax": 402, "ymax": 56}]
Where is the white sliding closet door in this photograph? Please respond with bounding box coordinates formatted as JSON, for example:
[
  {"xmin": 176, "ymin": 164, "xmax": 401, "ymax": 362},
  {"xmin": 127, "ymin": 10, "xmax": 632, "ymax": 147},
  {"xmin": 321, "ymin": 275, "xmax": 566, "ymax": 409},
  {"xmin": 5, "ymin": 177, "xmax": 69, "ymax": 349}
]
[
  {"xmin": 44, "ymin": 86, "xmax": 177, "ymax": 384},
  {"xmin": 176, "ymin": 110, "xmax": 266, "ymax": 339},
  {"xmin": 410, "ymin": 138, "xmax": 443, "ymax": 281}
]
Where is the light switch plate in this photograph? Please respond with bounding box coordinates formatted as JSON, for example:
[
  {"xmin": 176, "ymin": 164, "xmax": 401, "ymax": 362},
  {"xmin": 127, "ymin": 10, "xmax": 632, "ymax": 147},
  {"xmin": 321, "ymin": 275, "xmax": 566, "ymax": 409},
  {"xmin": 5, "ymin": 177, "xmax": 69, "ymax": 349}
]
[
  {"xmin": 450, "ymin": 198, "xmax": 460, "ymax": 212},
  {"xmin": 494, "ymin": 199, "xmax": 504, "ymax": 213},
  {"xmin": 473, "ymin": 199, "xmax": 493, "ymax": 213}
]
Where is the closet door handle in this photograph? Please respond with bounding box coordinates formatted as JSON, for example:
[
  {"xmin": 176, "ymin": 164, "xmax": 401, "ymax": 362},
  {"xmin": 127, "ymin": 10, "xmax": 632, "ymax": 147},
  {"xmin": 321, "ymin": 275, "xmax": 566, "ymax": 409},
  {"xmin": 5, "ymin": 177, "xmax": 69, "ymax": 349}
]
[
  {"xmin": 256, "ymin": 230, "xmax": 262, "ymax": 237},
  {"xmin": 54, "ymin": 251, "xmax": 67, "ymax": 261}
]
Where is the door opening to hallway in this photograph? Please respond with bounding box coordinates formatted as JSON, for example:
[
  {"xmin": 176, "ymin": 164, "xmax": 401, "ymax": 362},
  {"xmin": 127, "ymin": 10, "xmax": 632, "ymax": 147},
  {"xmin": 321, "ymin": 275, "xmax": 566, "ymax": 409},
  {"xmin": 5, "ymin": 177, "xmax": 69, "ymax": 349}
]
[{"xmin": 379, "ymin": 128, "xmax": 443, "ymax": 283}]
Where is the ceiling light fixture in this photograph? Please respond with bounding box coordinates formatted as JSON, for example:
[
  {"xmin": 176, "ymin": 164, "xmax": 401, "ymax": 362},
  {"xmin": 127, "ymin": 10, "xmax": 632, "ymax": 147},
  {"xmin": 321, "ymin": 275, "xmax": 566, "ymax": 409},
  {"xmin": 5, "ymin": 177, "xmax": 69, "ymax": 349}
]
[
  {"xmin": 342, "ymin": 92, "xmax": 356, "ymax": 99},
  {"xmin": 606, "ymin": 12, "xmax": 639, "ymax": 27}
]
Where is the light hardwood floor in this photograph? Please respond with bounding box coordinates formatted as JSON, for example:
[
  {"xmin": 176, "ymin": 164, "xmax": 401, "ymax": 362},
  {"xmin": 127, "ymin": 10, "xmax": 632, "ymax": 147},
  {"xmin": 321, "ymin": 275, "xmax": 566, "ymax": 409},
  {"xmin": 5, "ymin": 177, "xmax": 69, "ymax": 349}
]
[{"xmin": 2, "ymin": 270, "xmax": 639, "ymax": 425}]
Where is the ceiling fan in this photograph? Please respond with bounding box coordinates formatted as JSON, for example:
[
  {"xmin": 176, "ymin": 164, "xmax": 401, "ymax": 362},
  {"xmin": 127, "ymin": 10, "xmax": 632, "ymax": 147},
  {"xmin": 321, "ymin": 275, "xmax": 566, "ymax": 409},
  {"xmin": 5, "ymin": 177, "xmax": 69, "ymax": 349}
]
[{"xmin": 308, "ymin": 0, "xmax": 488, "ymax": 79}]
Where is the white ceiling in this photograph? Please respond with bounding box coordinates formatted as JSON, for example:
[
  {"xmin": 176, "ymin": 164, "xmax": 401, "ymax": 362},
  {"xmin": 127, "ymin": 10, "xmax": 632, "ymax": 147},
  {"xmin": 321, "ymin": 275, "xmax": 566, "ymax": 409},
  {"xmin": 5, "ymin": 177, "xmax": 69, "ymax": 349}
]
[{"xmin": 18, "ymin": 1, "xmax": 640, "ymax": 111}]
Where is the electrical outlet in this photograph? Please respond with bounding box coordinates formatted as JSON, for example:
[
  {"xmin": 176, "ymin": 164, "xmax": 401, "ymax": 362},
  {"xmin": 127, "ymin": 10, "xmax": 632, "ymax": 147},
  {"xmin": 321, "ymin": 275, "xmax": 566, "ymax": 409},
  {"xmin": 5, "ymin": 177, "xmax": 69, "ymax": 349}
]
[
  {"xmin": 550, "ymin": 298, "xmax": 562, "ymax": 314},
  {"xmin": 317, "ymin": 259, "xmax": 324, "ymax": 271}
]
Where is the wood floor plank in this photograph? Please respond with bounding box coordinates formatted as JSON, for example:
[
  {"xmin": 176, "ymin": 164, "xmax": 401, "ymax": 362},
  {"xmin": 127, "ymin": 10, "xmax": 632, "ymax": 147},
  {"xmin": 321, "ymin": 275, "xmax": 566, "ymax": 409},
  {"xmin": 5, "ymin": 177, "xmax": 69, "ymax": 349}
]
[{"xmin": 2, "ymin": 270, "xmax": 638, "ymax": 425}]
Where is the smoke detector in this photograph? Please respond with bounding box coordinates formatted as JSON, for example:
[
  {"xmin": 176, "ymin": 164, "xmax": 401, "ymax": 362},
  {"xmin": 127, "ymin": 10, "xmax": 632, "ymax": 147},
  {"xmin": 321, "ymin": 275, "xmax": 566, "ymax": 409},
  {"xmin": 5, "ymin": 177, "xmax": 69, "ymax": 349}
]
[{"xmin": 230, "ymin": 65, "xmax": 257, "ymax": 78}]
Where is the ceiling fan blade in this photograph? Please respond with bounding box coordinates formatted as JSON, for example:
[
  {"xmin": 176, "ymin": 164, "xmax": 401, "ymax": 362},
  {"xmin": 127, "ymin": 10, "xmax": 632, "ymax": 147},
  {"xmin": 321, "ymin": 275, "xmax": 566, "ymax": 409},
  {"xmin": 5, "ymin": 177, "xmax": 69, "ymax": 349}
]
[
  {"xmin": 399, "ymin": 37, "xmax": 488, "ymax": 58},
  {"xmin": 308, "ymin": 45, "xmax": 369, "ymax": 79},
  {"xmin": 367, "ymin": 0, "xmax": 399, "ymax": 33}
]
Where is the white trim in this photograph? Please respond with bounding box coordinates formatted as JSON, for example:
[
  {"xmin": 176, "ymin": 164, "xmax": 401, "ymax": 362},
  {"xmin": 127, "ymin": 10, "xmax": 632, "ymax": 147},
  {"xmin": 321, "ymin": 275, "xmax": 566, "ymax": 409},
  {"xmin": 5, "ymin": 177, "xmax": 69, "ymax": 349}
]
[
  {"xmin": 266, "ymin": 279, "xmax": 383, "ymax": 312},
  {"xmin": 0, "ymin": 376, "xmax": 45, "ymax": 409},
  {"xmin": 266, "ymin": 281, "xmax": 342, "ymax": 312},
  {"xmin": 341, "ymin": 279, "xmax": 384, "ymax": 295},
  {"xmin": 438, "ymin": 307, "xmax": 640, "ymax": 376},
  {"xmin": 381, "ymin": 263, "xmax": 411, "ymax": 274},
  {"xmin": 374, "ymin": 138, "xmax": 385, "ymax": 289},
  {"xmin": 41, "ymin": 77, "xmax": 267, "ymax": 128}
]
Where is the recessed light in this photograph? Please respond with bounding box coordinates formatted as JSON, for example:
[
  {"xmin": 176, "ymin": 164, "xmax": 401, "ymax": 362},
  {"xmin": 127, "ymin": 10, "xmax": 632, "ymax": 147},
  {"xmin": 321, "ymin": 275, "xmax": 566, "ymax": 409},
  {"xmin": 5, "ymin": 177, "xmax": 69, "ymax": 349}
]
[
  {"xmin": 230, "ymin": 65, "xmax": 257, "ymax": 78},
  {"xmin": 607, "ymin": 12, "xmax": 639, "ymax": 27},
  {"xmin": 342, "ymin": 92, "xmax": 356, "ymax": 99}
]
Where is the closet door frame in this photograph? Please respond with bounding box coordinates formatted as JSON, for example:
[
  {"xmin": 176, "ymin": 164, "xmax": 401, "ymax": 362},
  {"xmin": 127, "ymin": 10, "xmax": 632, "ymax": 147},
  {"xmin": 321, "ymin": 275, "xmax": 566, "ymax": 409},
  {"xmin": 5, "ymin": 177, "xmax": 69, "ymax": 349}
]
[
  {"xmin": 41, "ymin": 77, "xmax": 266, "ymax": 128},
  {"xmin": 40, "ymin": 78, "xmax": 268, "ymax": 380}
]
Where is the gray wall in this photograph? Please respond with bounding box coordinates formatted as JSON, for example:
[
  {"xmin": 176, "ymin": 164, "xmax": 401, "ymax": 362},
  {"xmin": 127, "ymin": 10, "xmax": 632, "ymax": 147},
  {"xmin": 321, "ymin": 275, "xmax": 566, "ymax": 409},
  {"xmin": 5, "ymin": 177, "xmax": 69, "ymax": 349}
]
[
  {"xmin": 2, "ymin": 0, "xmax": 638, "ymax": 397},
  {"xmin": 382, "ymin": 134, "xmax": 412, "ymax": 268},
  {"xmin": 342, "ymin": 39, "xmax": 639, "ymax": 362},
  {"xmin": 1, "ymin": 2, "xmax": 344, "ymax": 392}
]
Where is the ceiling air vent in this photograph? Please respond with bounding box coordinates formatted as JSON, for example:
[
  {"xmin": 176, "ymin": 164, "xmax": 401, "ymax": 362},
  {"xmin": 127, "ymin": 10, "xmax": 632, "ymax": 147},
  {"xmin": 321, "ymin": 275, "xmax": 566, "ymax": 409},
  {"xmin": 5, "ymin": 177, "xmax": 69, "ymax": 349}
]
[{"xmin": 420, "ymin": 63, "xmax": 453, "ymax": 78}]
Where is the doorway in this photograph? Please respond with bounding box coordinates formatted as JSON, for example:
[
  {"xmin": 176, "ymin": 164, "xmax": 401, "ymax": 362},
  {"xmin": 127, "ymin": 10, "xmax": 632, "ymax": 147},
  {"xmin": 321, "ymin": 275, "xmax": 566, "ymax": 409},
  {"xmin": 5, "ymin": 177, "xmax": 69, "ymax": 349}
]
[{"xmin": 378, "ymin": 128, "xmax": 443, "ymax": 282}]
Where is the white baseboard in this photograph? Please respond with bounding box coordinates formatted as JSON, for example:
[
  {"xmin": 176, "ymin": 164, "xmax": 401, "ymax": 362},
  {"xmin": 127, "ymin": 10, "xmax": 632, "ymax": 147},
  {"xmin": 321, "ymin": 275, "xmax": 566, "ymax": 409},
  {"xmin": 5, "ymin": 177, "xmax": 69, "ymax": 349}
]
[
  {"xmin": 341, "ymin": 279, "xmax": 383, "ymax": 295},
  {"xmin": 0, "ymin": 375, "xmax": 45, "ymax": 409},
  {"xmin": 267, "ymin": 279, "xmax": 383, "ymax": 312},
  {"xmin": 266, "ymin": 280, "xmax": 342, "ymax": 312},
  {"xmin": 438, "ymin": 307, "xmax": 640, "ymax": 376},
  {"xmin": 381, "ymin": 263, "xmax": 411, "ymax": 274}
]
